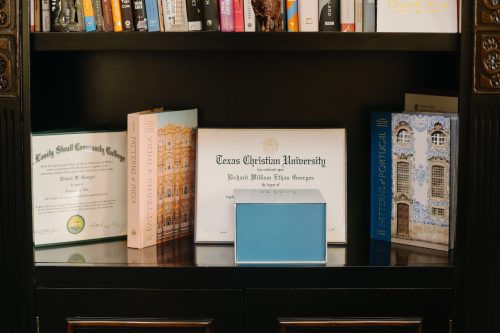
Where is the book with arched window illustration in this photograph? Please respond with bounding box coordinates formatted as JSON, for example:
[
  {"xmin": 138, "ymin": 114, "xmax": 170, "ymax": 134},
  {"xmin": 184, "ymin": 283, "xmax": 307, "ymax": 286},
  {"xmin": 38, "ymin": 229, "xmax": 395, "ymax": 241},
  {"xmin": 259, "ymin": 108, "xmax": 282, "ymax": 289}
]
[
  {"xmin": 370, "ymin": 111, "xmax": 458, "ymax": 252},
  {"xmin": 391, "ymin": 113, "xmax": 458, "ymax": 251}
]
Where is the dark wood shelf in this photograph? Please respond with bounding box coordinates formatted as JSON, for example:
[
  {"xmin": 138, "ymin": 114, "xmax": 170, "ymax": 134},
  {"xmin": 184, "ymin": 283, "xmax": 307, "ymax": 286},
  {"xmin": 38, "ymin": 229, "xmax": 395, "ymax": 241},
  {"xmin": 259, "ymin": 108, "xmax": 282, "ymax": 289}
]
[
  {"xmin": 30, "ymin": 32, "xmax": 459, "ymax": 52},
  {"xmin": 34, "ymin": 237, "xmax": 453, "ymax": 289}
]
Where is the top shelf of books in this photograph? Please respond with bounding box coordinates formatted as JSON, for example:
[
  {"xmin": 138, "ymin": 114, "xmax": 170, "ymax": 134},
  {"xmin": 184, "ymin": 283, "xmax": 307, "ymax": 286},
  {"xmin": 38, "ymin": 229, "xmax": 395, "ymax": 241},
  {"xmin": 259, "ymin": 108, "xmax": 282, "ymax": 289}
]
[{"xmin": 30, "ymin": 32, "xmax": 459, "ymax": 52}]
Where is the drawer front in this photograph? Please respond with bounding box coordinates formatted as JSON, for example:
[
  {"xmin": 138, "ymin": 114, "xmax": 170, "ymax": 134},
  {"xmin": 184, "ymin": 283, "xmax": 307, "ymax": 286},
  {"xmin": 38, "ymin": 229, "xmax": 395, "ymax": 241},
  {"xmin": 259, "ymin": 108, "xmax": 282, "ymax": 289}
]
[
  {"xmin": 37, "ymin": 288, "xmax": 243, "ymax": 333},
  {"xmin": 246, "ymin": 288, "xmax": 451, "ymax": 333}
]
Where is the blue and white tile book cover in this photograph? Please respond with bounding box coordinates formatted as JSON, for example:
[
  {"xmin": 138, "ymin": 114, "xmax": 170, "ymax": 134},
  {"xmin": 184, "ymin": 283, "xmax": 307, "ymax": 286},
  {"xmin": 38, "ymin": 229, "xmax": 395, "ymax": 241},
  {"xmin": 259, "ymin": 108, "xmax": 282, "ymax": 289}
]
[{"xmin": 391, "ymin": 113, "xmax": 453, "ymax": 251}]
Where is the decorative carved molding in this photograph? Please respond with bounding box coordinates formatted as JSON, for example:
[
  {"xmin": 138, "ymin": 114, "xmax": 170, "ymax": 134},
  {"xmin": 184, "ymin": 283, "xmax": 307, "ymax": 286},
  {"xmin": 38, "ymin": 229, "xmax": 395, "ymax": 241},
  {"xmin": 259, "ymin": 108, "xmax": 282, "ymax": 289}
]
[
  {"xmin": 478, "ymin": 0, "xmax": 500, "ymax": 25},
  {"xmin": 0, "ymin": 36, "xmax": 16, "ymax": 97},
  {"xmin": 0, "ymin": 0, "xmax": 15, "ymax": 32},
  {"xmin": 474, "ymin": 33, "xmax": 500, "ymax": 92}
]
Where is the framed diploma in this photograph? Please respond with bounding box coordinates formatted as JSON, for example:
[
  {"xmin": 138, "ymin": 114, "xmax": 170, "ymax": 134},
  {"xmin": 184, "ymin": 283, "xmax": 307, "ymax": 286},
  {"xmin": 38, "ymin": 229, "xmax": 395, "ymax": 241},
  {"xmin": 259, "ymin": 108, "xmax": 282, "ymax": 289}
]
[
  {"xmin": 31, "ymin": 131, "xmax": 127, "ymax": 246},
  {"xmin": 195, "ymin": 128, "xmax": 347, "ymax": 244}
]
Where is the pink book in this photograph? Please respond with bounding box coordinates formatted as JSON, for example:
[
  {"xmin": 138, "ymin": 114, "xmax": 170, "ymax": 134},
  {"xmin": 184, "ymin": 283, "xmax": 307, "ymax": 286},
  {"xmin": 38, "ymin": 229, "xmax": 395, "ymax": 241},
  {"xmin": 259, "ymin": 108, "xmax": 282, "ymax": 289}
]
[
  {"xmin": 233, "ymin": 0, "xmax": 244, "ymax": 32},
  {"xmin": 219, "ymin": 0, "xmax": 234, "ymax": 31}
]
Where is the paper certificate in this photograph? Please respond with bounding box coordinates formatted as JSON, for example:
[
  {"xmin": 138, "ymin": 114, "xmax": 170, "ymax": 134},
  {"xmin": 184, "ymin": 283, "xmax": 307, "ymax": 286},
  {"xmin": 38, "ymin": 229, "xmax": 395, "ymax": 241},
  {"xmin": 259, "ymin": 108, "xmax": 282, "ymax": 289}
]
[
  {"xmin": 32, "ymin": 131, "xmax": 127, "ymax": 246},
  {"xmin": 195, "ymin": 128, "xmax": 347, "ymax": 244}
]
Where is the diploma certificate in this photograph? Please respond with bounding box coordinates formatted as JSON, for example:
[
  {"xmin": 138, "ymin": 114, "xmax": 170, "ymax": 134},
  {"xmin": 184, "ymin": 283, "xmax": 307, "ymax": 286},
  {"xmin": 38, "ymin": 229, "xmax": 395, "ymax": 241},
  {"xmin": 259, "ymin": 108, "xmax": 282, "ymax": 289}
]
[
  {"xmin": 32, "ymin": 131, "xmax": 127, "ymax": 246},
  {"xmin": 195, "ymin": 128, "xmax": 347, "ymax": 244}
]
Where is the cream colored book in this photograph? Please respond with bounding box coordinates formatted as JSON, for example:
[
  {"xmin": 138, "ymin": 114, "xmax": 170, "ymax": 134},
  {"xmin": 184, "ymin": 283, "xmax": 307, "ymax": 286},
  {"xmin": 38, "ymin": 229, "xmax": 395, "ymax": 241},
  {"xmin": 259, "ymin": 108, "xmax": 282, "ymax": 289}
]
[{"xmin": 127, "ymin": 108, "xmax": 197, "ymax": 249}]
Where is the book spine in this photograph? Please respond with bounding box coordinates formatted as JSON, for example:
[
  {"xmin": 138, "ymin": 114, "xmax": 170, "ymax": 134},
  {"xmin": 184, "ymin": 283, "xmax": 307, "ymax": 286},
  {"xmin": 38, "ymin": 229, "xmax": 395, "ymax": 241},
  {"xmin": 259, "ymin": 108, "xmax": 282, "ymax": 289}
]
[
  {"xmin": 286, "ymin": 0, "xmax": 298, "ymax": 32},
  {"xmin": 362, "ymin": 0, "xmax": 375, "ymax": 31},
  {"xmin": 144, "ymin": 0, "xmax": 161, "ymax": 31},
  {"xmin": 31, "ymin": 0, "xmax": 35, "ymax": 31},
  {"xmin": 297, "ymin": 0, "xmax": 318, "ymax": 32},
  {"xmin": 49, "ymin": 0, "xmax": 60, "ymax": 31},
  {"xmin": 120, "ymin": 0, "xmax": 135, "ymax": 30},
  {"xmin": 279, "ymin": 0, "xmax": 285, "ymax": 31},
  {"xmin": 101, "ymin": 0, "xmax": 115, "ymax": 31},
  {"xmin": 132, "ymin": 0, "xmax": 148, "ymax": 30},
  {"xmin": 157, "ymin": 0, "xmax": 165, "ymax": 30},
  {"xmin": 354, "ymin": 0, "xmax": 362, "ymax": 32},
  {"xmin": 340, "ymin": 0, "xmax": 354, "ymax": 31},
  {"xmin": 202, "ymin": 0, "xmax": 220, "ymax": 31},
  {"xmin": 242, "ymin": 0, "xmax": 254, "ymax": 31},
  {"xmin": 186, "ymin": 0, "xmax": 203, "ymax": 31},
  {"xmin": 127, "ymin": 114, "xmax": 158, "ymax": 249},
  {"xmin": 82, "ymin": 0, "xmax": 97, "ymax": 31},
  {"xmin": 92, "ymin": 0, "xmax": 105, "ymax": 31},
  {"xmin": 233, "ymin": 0, "xmax": 244, "ymax": 31},
  {"xmin": 111, "ymin": 0, "xmax": 124, "ymax": 31},
  {"xmin": 34, "ymin": 0, "xmax": 41, "ymax": 31},
  {"xmin": 319, "ymin": 0, "xmax": 340, "ymax": 31},
  {"xmin": 42, "ymin": 0, "xmax": 51, "ymax": 31},
  {"xmin": 370, "ymin": 112, "xmax": 392, "ymax": 242},
  {"xmin": 163, "ymin": 0, "xmax": 188, "ymax": 31},
  {"xmin": 219, "ymin": 0, "xmax": 234, "ymax": 31}
]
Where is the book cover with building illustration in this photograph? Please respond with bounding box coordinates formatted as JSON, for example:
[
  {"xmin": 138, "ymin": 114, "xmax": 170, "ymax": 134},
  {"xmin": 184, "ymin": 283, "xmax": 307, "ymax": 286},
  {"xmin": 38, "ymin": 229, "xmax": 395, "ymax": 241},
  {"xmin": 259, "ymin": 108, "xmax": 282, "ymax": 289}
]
[
  {"xmin": 390, "ymin": 113, "xmax": 457, "ymax": 251},
  {"xmin": 127, "ymin": 108, "xmax": 197, "ymax": 249}
]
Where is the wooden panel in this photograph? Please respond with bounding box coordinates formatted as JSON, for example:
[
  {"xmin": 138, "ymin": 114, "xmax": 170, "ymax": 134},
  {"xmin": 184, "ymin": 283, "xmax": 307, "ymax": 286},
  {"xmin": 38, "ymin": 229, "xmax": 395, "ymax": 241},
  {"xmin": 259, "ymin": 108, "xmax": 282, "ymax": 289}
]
[
  {"xmin": 0, "ymin": 105, "xmax": 34, "ymax": 333},
  {"xmin": 457, "ymin": 104, "xmax": 500, "ymax": 333},
  {"xmin": 246, "ymin": 289, "xmax": 451, "ymax": 333},
  {"xmin": 36, "ymin": 288, "xmax": 242, "ymax": 333},
  {"xmin": 278, "ymin": 318, "xmax": 422, "ymax": 333},
  {"xmin": 67, "ymin": 319, "xmax": 212, "ymax": 333}
]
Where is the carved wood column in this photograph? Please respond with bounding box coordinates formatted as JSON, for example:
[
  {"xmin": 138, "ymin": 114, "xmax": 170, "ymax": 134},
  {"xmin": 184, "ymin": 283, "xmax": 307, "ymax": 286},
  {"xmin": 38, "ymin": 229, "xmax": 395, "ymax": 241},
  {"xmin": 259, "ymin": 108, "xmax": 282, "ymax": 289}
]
[
  {"xmin": 0, "ymin": 0, "xmax": 34, "ymax": 332},
  {"xmin": 455, "ymin": 0, "xmax": 500, "ymax": 332}
]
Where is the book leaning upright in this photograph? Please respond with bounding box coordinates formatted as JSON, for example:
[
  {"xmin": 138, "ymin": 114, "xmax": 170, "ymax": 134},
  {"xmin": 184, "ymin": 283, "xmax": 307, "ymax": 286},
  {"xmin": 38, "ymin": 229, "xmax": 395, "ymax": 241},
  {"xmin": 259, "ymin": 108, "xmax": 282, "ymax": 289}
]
[{"xmin": 127, "ymin": 108, "xmax": 198, "ymax": 249}]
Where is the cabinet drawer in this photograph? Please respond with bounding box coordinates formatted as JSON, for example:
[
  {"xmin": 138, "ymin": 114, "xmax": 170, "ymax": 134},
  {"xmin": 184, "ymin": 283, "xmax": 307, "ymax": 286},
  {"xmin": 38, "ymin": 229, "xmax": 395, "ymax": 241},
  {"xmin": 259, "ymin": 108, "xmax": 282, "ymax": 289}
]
[
  {"xmin": 246, "ymin": 288, "xmax": 451, "ymax": 333},
  {"xmin": 36, "ymin": 288, "xmax": 243, "ymax": 333}
]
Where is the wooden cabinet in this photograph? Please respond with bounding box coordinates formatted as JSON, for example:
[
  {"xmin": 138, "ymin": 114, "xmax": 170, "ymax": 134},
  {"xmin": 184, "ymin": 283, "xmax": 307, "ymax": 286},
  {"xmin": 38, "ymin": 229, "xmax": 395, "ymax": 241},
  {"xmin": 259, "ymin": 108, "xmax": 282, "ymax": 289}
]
[{"xmin": 1, "ymin": 0, "xmax": 499, "ymax": 332}]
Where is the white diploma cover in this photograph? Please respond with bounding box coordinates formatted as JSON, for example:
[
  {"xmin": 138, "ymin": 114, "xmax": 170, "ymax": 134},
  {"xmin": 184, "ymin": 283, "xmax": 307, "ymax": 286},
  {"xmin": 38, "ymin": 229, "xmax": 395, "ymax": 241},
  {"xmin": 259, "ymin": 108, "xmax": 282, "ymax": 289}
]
[
  {"xmin": 195, "ymin": 128, "xmax": 347, "ymax": 244},
  {"xmin": 32, "ymin": 131, "xmax": 127, "ymax": 246}
]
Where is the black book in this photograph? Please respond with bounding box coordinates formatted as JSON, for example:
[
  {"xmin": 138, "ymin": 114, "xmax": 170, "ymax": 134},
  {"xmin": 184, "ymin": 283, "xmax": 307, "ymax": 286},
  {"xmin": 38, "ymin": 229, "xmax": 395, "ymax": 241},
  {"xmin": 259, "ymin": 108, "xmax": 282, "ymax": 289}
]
[
  {"xmin": 132, "ymin": 0, "xmax": 148, "ymax": 30},
  {"xmin": 319, "ymin": 0, "xmax": 340, "ymax": 32},
  {"xmin": 186, "ymin": 0, "xmax": 202, "ymax": 31},
  {"xmin": 120, "ymin": 0, "xmax": 135, "ymax": 31},
  {"xmin": 201, "ymin": 0, "xmax": 219, "ymax": 31}
]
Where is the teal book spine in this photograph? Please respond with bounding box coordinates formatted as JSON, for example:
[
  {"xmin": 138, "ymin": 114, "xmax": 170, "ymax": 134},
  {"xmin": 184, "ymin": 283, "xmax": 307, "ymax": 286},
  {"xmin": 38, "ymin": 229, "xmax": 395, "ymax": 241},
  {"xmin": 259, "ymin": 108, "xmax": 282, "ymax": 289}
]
[{"xmin": 370, "ymin": 112, "xmax": 392, "ymax": 242}]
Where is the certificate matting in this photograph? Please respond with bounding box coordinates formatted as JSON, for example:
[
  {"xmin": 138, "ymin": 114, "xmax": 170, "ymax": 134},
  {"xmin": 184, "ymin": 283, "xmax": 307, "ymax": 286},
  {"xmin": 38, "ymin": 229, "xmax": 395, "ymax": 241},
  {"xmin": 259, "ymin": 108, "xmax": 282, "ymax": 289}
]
[
  {"xmin": 195, "ymin": 128, "xmax": 347, "ymax": 244},
  {"xmin": 31, "ymin": 131, "xmax": 127, "ymax": 246}
]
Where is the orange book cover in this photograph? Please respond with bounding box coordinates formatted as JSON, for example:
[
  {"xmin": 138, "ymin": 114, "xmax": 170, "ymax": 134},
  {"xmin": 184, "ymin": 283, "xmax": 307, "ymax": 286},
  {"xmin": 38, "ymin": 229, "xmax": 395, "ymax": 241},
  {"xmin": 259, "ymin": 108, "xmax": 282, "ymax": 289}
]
[{"xmin": 111, "ymin": 0, "xmax": 124, "ymax": 31}]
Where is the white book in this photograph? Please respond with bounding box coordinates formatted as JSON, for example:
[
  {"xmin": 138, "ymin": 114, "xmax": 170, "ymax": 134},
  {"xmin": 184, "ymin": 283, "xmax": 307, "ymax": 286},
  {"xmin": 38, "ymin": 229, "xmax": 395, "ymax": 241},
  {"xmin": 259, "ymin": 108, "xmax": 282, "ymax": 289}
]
[
  {"xmin": 42, "ymin": 0, "xmax": 51, "ymax": 31},
  {"xmin": 404, "ymin": 93, "xmax": 458, "ymax": 113},
  {"xmin": 377, "ymin": 0, "xmax": 457, "ymax": 32},
  {"xmin": 298, "ymin": 0, "xmax": 319, "ymax": 31},
  {"xmin": 162, "ymin": 0, "xmax": 189, "ymax": 31},
  {"xmin": 340, "ymin": 0, "xmax": 355, "ymax": 31},
  {"xmin": 195, "ymin": 128, "xmax": 347, "ymax": 244},
  {"xmin": 243, "ymin": 0, "xmax": 256, "ymax": 31},
  {"xmin": 354, "ymin": 0, "xmax": 362, "ymax": 32}
]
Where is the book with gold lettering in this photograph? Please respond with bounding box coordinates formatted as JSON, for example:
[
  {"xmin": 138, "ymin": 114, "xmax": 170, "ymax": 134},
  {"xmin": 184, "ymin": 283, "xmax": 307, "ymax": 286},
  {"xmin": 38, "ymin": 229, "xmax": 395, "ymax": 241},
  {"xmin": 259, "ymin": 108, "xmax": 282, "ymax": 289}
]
[
  {"xmin": 31, "ymin": 131, "xmax": 127, "ymax": 247},
  {"xmin": 377, "ymin": 0, "xmax": 457, "ymax": 32},
  {"xmin": 127, "ymin": 108, "xmax": 198, "ymax": 249}
]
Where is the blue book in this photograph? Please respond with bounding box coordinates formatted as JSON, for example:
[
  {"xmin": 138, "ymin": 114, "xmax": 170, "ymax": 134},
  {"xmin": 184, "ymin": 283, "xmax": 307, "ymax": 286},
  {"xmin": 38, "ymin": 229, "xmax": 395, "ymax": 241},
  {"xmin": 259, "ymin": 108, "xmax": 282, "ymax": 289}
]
[
  {"xmin": 370, "ymin": 112, "xmax": 392, "ymax": 242},
  {"xmin": 144, "ymin": 0, "xmax": 160, "ymax": 31}
]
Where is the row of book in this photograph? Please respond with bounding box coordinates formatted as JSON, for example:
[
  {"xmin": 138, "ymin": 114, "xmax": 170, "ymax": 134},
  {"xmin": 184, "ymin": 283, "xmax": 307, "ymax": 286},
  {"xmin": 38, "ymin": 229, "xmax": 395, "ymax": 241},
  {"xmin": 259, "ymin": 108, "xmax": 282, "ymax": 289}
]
[
  {"xmin": 30, "ymin": 0, "xmax": 458, "ymax": 33},
  {"xmin": 31, "ymin": 93, "xmax": 458, "ymax": 255}
]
